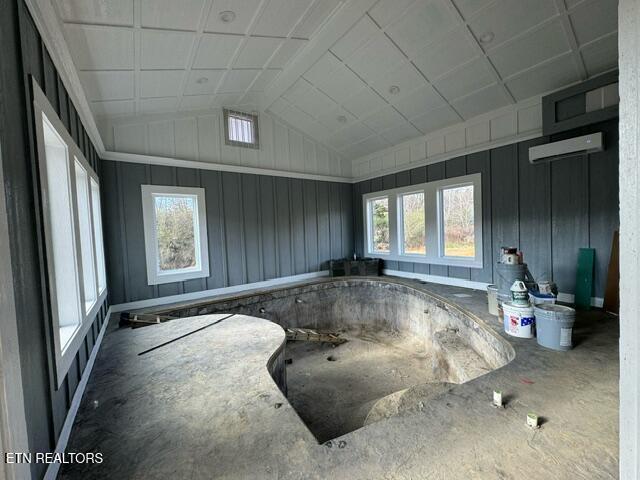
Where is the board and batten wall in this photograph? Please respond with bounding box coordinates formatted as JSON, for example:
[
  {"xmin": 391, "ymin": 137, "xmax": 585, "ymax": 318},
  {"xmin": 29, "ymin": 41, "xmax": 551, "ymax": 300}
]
[
  {"xmin": 101, "ymin": 160, "xmax": 353, "ymax": 305},
  {"xmin": 99, "ymin": 109, "xmax": 351, "ymax": 178},
  {"xmin": 353, "ymin": 118, "xmax": 619, "ymax": 298},
  {"xmin": 0, "ymin": 1, "xmax": 109, "ymax": 478}
]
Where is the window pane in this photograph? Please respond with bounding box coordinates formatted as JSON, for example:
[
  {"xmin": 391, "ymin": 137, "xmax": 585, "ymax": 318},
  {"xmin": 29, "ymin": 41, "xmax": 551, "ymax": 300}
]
[
  {"xmin": 154, "ymin": 195, "xmax": 197, "ymax": 271},
  {"xmin": 42, "ymin": 117, "xmax": 82, "ymax": 350},
  {"xmin": 442, "ymin": 185, "xmax": 475, "ymax": 257},
  {"xmin": 402, "ymin": 192, "xmax": 425, "ymax": 254},
  {"xmin": 91, "ymin": 179, "xmax": 107, "ymax": 293},
  {"xmin": 75, "ymin": 160, "xmax": 97, "ymax": 312},
  {"xmin": 370, "ymin": 198, "xmax": 389, "ymax": 253},
  {"xmin": 229, "ymin": 115, "xmax": 254, "ymax": 143}
]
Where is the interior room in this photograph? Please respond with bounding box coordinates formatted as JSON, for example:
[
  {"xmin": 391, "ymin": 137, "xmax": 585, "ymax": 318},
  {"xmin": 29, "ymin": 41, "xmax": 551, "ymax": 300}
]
[{"xmin": 1, "ymin": 0, "xmax": 637, "ymax": 479}]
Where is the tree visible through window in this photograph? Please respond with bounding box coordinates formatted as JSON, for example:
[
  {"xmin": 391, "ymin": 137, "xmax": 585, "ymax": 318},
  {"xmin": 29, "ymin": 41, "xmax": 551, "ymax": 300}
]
[
  {"xmin": 402, "ymin": 192, "xmax": 425, "ymax": 254},
  {"xmin": 371, "ymin": 198, "xmax": 389, "ymax": 253},
  {"xmin": 155, "ymin": 196, "xmax": 197, "ymax": 271},
  {"xmin": 442, "ymin": 185, "xmax": 475, "ymax": 257}
]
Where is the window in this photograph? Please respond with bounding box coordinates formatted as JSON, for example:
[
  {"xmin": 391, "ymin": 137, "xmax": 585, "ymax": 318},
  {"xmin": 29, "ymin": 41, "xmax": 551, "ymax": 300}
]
[
  {"xmin": 223, "ymin": 109, "xmax": 259, "ymax": 149},
  {"xmin": 75, "ymin": 159, "xmax": 97, "ymax": 312},
  {"xmin": 141, "ymin": 185, "xmax": 209, "ymax": 285},
  {"xmin": 91, "ymin": 178, "xmax": 107, "ymax": 293},
  {"xmin": 400, "ymin": 192, "xmax": 425, "ymax": 255},
  {"xmin": 368, "ymin": 197, "xmax": 390, "ymax": 253},
  {"xmin": 363, "ymin": 173, "xmax": 482, "ymax": 268},
  {"xmin": 441, "ymin": 185, "xmax": 475, "ymax": 258},
  {"xmin": 33, "ymin": 80, "xmax": 107, "ymax": 388},
  {"xmin": 41, "ymin": 117, "xmax": 83, "ymax": 352}
]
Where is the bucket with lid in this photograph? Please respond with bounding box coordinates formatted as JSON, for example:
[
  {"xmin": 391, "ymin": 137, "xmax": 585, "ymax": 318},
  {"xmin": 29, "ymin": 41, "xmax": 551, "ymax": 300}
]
[
  {"xmin": 534, "ymin": 304, "xmax": 576, "ymax": 351},
  {"xmin": 503, "ymin": 302, "xmax": 535, "ymax": 338}
]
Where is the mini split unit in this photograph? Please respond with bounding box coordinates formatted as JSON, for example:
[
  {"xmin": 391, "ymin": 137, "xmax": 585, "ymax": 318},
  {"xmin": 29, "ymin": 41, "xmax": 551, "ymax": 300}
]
[{"xmin": 528, "ymin": 132, "xmax": 604, "ymax": 164}]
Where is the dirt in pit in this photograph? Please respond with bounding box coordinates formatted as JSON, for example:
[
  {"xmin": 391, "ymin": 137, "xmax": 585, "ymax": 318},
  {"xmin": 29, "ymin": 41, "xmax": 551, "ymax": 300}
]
[{"xmin": 284, "ymin": 327, "xmax": 446, "ymax": 442}]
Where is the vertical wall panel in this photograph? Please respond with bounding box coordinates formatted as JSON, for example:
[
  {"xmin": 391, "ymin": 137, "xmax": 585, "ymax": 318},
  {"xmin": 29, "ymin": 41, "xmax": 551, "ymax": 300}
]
[
  {"xmin": 588, "ymin": 121, "xmax": 619, "ymax": 297},
  {"xmin": 518, "ymin": 137, "xmax": 552, "ymax": 282},
  {"xmin": 101, "ymin": 161, "xmax": 125, "ymax": 303},
  {"xmin": 242, "ymin": 174, "xmax": 263, "ymax": 283},
  {"xmin": 259, "ymin": 176, "xmax": 278, "ymax": 279},
  {"xmin": 303, "ymin": 180, "xmax": 319, "ymax": 271},
  {"xmin": 467, "ymin": 151, "xmax": 493, "ymax": 283},
  {"xmin": 340, "ymin": 183, "xmax": 353, "ymax": 258},
  {"xmin": 317, "ymin": 182, "xmax": 331, "ymax": 269},
  {"xmin": 275, "ymin": 177, "xmax": 293, "ymax": 277},
  {"xmin": 551, "ymin": 155, "xmax": 590, "ymax": 293},
  {"xmin": 290, "ymin": 179, "xmax": 306, "ymax": 274},
  {"xmin": 490, "ymin": 144, "xmax": 519, "ymax": 283},
  {"xmin": 222, "ymin": 172, "xmax": 246, "ymax": 286},
  {"xmin": 332, "ymin": 183, "xmax": 345, "ymax": 259},
  {"xmin": 121, "ymin": 163, "xmax": 154, "ymax": 301},
  {"xmin": 201, "ymin": 170, "xmax": 227, "ymax": 290}
]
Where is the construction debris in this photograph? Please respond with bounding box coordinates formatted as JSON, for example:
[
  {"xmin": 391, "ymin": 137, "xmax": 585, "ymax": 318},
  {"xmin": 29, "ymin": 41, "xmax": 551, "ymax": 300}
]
[{"xmin": 285, "ymin": 327, "xmax": 347, "ymax": 345}]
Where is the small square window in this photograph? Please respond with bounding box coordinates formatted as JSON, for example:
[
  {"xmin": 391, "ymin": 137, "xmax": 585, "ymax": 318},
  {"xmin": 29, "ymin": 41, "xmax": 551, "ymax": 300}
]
[
  {"xmin": 223, "ymin": 108, "xmax": 259, "ymax": 149},
  {"xmin": 141, "ymin": 185, "xmax": 209, "ymax": 285}
]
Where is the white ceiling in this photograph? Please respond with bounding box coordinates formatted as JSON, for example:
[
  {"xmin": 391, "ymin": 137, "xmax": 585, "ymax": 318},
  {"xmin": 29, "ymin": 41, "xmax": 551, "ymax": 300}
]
[
  {"xmin": 57, "ymin": 0, "xmax": 342, "ymax": 116},
  {"xmin": 57, "ymin": 0, "xmax": 619, "ymax": 160}
]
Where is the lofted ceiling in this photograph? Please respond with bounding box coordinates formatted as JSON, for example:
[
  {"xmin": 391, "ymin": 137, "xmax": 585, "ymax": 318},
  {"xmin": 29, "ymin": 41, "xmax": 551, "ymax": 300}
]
[
  {"xmin": 56, "ymin": 0, "xmax": 343, "ymax": 115},
  {"xmin": 56, "ymin": 0, "xmax": 618, "ymax": 161}
]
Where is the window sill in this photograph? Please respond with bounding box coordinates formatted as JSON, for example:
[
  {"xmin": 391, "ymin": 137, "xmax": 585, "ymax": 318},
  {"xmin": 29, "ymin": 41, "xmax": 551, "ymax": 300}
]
[
  {"xmin": 148, "ymin": 268, "xmax": 209, "ymax": 285},
  {"xmin": 366, "ymin": 252, "xmax": 483, "ymax": 269}
]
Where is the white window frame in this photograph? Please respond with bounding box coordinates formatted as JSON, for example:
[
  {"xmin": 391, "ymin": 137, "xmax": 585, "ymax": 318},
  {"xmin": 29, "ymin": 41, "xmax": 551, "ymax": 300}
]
[
  {"xmin": 33, "ymin": 81, "xmax": 107, "ymax": 388},
  {"xmin": 223, "ymin": 108, "xmax": 259, "ymax": 149},
  {"xmin": 141, "ymin": 185, "xmax": 209, "ymax": 285},
  {"xmin": 363, "ymin": 173, "xmax": 483, "ymax": 269}
]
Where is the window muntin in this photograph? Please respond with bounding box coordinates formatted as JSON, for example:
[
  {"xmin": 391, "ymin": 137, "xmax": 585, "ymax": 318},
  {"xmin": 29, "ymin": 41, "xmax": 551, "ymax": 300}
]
[
  {"xmin": 369, "ymin": 197, "xmax": 390, "ymax": 253},
  {"xmin": 400, "ymin": 192, "xmax": 425, "ymax": 255},
  {"xmin": 141, "ymin": 185, "xmax": 209, "ymax": 285},
  {"xmin": 223, "ymin": 109, "xmax": 259, "ymax": 148},
  {"xmin": 441, "ymin": 185, "xmax": 475, "ymax": 258},
  {"xmin": 74, "ymin": 159, "xmax": 97, "ymax": 312},
  {"xmin": 362, "ymin": 174, "xmax": 482, "ymax": 268}
]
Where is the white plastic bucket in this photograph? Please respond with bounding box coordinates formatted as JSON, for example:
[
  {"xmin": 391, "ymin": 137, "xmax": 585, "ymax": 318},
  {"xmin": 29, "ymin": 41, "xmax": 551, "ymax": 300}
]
[
  {"xmin": 487, "ymin": 285, "xmax": 499, "ymax": 316},
  {"xmin": 534, "ymin": 304, "xmax": 576, "ymax": 351},
  {"xmin": 503, "ymin": 302, "xmax": 535, "ymax": 338}
]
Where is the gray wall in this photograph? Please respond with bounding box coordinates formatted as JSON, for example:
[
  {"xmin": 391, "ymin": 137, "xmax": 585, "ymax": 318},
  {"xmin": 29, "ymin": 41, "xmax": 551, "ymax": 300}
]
[
  {"xmin": 101, "ymin": 160, "xmax": 354, "ymax": 305},
  {"xmin": 353, "ymin": 119, "xmax": 619, "ymax": 298},
  {"xmin": 0, "ymin": 1, "xmax": 109, "ymax": 478}
]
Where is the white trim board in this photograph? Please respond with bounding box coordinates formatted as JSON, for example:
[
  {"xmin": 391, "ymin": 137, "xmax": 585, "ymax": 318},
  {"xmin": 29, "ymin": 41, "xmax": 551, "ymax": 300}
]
[
  {"xmin": 102, "ymin": 151, "xmax": 353, "ymax": 184},
  {"xmin": 109, "ymin": 271, "xmax": 331, "ymax": 313},
  {"xmin": 43, "ymin": 307, "xmax": 112, "ymax": 480},
  {"xmin": 351, "ymin": 131, "xmax": 543, "ymax": 183}
]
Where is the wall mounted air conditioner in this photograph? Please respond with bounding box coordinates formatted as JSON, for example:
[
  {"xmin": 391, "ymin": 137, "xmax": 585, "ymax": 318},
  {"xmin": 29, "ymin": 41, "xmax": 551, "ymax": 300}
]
[{"xmin": 528, "ymin": 132, "xmax": 604, "ymax": 164}]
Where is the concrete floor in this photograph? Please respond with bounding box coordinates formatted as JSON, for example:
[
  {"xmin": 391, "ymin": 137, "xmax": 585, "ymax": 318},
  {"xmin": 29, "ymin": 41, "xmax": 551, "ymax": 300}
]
[{"xmin": 60, "ymin": 277, "xmax": 619, "ymax": 479}]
